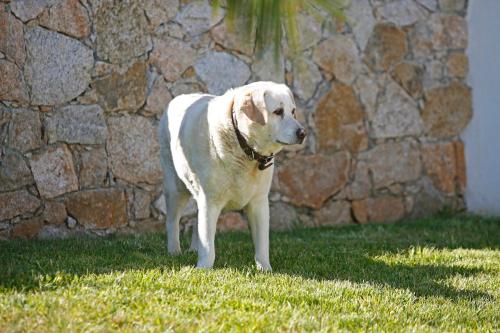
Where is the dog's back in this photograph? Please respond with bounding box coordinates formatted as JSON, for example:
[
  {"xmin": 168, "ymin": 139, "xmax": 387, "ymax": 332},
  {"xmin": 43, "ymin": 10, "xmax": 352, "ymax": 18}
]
[{"xmin": 159, "ymin": 93, "xmax": 213, "ymax": 147}]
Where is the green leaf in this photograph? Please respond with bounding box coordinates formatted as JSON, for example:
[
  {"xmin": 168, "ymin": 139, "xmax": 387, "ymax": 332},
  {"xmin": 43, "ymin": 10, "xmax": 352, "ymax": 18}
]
[{"xmin": 213, "ymin": 0, "xmax": 347, "ymax": 65}]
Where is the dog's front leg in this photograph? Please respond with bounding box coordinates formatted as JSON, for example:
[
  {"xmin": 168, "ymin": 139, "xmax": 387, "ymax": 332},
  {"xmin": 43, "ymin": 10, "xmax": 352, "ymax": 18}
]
[
  {"xmin": 246, "ymin": 196, "xmax": 272, "ymax": 271},
  {"xmin": 196, "ymin": 195, "xmax": 221, "ymax": 269}
]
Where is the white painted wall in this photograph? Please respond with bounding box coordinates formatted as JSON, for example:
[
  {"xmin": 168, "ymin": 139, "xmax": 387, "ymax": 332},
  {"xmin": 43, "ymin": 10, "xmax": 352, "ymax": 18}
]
[{"xmin": 463, "ymin": 0, "xmax": 500, "ymax": 215}]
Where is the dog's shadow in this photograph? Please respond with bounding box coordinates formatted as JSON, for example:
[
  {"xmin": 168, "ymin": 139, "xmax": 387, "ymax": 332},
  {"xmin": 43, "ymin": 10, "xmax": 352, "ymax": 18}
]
[{"xmin": 0, "ymin": 217, "xmax": 498, "ymax": 302}]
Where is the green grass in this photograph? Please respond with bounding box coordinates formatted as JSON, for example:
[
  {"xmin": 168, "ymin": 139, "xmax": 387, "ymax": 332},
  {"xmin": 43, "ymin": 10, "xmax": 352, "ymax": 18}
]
[{"xmin": 0, "ymin": 215, "xmax": 499, "ymax": 332}]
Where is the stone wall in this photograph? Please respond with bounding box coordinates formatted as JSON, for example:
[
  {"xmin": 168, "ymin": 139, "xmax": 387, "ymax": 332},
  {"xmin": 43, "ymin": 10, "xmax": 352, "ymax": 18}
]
[{"xmin": 0, "ymin": 0, "xmax": 470, "ymax": 239}]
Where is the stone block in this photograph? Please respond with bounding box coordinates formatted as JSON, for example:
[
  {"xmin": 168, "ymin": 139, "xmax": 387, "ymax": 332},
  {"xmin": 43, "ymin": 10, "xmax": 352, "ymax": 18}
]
[
  {"xmin": 24, "ymin": 27, "xmax": 93, "ymax": 105},
  {"xmin": 315, "ymin": 83, "xmax": 368, "ymax": 153},
  {"xmin": 45, "ymin": 104, "xmax": 107, "ymax": 144},
  {"xmin": 107, "ymin": 116, "xmax": 162, "ymax": 184},
  {"xmin": 0, "ymin": 189, "xmax": 40, "ymax": 221},
  {"xmin": 29, "ymin": 145, "xmax": 79, "ymax": 199},
  {"xmin": 64, "ymin": 188, "xmax": 127, "ymax": 229},
  {"xmin": 276, "ymin": 152, "xmax": 350, "ymax": 209}
]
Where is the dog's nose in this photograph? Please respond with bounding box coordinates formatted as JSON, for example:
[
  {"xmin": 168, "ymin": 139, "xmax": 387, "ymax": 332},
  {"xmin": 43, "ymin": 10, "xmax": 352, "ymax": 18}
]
[{"xmin": 296, "ymin": 128, "xmax": 306, "ymax": 142}]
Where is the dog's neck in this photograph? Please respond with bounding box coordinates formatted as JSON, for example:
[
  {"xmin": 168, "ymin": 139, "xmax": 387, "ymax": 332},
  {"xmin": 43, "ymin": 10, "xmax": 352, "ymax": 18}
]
[{"xmin": 230, "ymin": 106, "xmax": 274, "ymax": 170}]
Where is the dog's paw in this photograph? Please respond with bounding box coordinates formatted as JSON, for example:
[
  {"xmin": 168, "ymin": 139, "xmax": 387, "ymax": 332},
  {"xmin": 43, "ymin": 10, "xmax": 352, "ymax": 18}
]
[
  {"xmin": 256, "ymin": 261, "xmax": 272, "ymax": 272},
  {"xmin": 195, "ymin": 248, "xmax": 215, "ymax": 268},
  {"xmin": 167, "ymin": 245, "xmax": 182, "ymax": 255},
  {"xmin": 195, "ymin": 261, "xmax": 214, "ymax": 269}
]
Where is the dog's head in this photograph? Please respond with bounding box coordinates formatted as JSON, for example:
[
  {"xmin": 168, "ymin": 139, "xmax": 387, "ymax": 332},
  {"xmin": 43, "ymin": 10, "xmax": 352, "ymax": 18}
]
[{"xmin": 233, "ymin": 82, "xmax": 306, "ymax": 153}]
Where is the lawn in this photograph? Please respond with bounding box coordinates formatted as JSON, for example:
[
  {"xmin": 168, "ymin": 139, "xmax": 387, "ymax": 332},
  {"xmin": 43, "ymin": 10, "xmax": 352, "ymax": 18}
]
[{"xmin": 0, "ymin": 215, "xmax": 499, "ymax": 332}]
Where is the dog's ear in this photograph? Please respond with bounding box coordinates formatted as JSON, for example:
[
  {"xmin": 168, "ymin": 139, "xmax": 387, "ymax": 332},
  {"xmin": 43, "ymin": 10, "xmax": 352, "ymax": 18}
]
[{"xmin": 240, "ymin": 90, "xmax": 267, "ymax": 126}]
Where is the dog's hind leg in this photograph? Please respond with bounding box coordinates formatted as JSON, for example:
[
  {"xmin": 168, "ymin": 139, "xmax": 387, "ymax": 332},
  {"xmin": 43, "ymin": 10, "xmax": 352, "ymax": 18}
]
[
  {"xmin": 189, "ymin": 221, "xmax": 199, "ymax": 252},
  {"xmin": 163, "ymin": 182, "xmax": 190, "ymax": 255},
  {"xmin": 160, "ymin": 145, "xmax": 190, "ymax": 254},
  {"xmin": 159, "ymin": 113, "xmax": 190, "ymax": 255}
]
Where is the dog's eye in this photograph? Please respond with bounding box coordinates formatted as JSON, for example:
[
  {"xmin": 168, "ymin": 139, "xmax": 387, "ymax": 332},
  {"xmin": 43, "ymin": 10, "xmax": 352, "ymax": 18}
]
[
  {"xmin": 273, "ymin": 108, "xmax": 284, "ymax": 117},
  {"xmin": 291, "ymin": 109, "xmax": 296, "ymax": 118}
]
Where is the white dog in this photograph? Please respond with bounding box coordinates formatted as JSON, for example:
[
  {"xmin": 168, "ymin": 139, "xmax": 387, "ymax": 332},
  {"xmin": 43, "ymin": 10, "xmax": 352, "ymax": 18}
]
[{"xmin": 158, "ymin": 81, "xmax": 306, "ymax": 270}]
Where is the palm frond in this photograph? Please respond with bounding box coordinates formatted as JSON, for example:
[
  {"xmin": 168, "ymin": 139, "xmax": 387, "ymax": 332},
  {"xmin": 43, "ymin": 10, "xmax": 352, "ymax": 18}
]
[{"xmin": 212, "ymin": 0, "xmax": 346, "ymax": 63}]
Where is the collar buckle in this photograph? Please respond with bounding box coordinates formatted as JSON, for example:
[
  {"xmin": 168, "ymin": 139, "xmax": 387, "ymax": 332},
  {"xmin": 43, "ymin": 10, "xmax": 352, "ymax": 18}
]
[{"xmin": 258, "ymin": 159, "xmax": 274, "ymax": 170}]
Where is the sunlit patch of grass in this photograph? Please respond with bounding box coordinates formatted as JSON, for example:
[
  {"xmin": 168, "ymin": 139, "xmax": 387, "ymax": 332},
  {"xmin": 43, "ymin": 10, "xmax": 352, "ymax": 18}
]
[{"xmin": 0, "ymin": 215, "xmax": 499, "ymax": 332}]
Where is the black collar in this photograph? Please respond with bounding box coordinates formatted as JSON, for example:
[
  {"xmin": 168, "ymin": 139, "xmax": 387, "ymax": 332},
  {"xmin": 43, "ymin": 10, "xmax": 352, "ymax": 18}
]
[{"xmin": 231, "ymin": 108, "xmax": 274, "ymax": 170}]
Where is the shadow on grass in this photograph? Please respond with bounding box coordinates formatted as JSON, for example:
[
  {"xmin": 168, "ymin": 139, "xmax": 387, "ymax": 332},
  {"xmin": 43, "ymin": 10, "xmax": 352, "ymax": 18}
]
[
  {"xmin": 277, "ymin": 254, "xmax": 490, "ymax": 301},
  {"xmin": 0, "ymin": 214, "xmax": 498, "ymax": 301}
]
